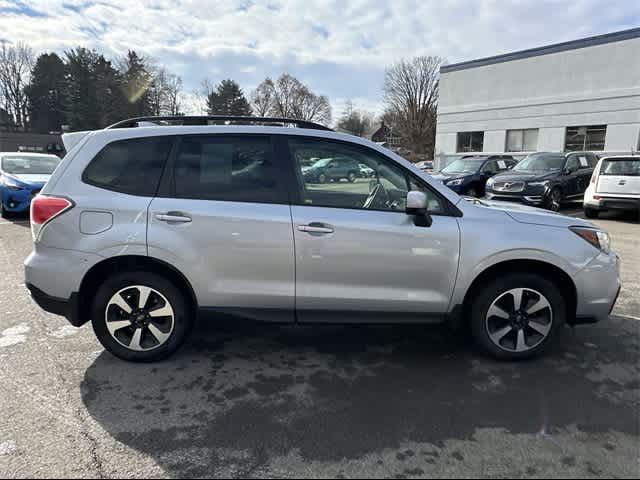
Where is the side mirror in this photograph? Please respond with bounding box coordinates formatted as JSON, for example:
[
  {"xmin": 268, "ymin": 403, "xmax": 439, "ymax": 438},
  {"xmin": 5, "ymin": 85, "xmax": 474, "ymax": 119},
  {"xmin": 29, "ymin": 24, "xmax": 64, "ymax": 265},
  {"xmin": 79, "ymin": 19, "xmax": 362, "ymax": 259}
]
[{"xmin": 406, "ymin": 191, "xmax": 432, "ymax": 227}]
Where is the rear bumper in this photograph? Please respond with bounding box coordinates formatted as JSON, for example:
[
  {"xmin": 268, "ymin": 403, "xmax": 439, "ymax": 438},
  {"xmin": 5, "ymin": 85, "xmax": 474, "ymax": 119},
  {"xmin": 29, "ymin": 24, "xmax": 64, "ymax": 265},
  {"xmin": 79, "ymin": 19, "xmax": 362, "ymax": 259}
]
[
  {"xmin": 26, "ymin": 283, "xmax": 84, "ymax": 327},
  {"xmin": 585, "ymin": 197, "xmax": 640, "ymax": 212},
  {"xmin": 24, "ymin": 246, "xmax": 102, "ymax": 327}
]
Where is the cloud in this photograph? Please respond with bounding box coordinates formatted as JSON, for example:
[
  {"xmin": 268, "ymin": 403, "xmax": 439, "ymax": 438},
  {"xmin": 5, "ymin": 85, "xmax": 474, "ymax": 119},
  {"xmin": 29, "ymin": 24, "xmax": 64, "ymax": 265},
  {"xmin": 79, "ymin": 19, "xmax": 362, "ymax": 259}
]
[{"xmin": 0, "ymin": 0, "xmax": 638, "ymax": 118}]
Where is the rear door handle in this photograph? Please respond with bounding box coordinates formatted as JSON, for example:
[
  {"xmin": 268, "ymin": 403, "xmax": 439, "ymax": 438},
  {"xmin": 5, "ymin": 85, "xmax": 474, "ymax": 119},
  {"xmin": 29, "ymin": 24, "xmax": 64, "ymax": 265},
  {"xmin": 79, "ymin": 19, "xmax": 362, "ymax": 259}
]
[
  {"xmin": 155, "ymin": 212, "xmax": 192, "ymax": 224},
  {"xmin": 298, "ymin": 223, "xmax": 334, "ymax": 234}
]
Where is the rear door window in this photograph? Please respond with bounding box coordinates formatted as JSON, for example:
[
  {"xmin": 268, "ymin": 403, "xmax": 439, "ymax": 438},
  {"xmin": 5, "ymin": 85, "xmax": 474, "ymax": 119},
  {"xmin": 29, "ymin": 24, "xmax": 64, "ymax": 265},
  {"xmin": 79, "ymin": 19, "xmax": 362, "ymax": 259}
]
[
  {"xmin": 83, "ymin": 137, "xmax": 173, "ymax": 196},
  {"xmin": 173, "ymin": 135, "xmax": 286, "ymax": 204}
]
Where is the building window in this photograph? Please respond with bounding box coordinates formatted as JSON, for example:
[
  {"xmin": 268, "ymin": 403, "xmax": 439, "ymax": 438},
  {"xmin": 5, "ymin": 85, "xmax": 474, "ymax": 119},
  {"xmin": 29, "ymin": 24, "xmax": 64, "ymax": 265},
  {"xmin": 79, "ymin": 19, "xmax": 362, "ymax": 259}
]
[
  {"xmin": 506, "ymin": 129, "xmax": 539, "ymax": 152},
  {"xmin": 565, "ymin": 125, "xmax": 607, "ymax": 151},
  {"xmin": 457, "ymin": 131, "xmax": 484, "ymax": 153}
]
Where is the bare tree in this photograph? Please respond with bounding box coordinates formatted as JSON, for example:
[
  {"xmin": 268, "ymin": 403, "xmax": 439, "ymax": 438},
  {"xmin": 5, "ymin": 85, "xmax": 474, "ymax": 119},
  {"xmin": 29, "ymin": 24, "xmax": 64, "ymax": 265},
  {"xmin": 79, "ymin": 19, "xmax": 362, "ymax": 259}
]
[
  {"xmin": 250, "ymin": 78, "xmax": 274, "ymax": 116},
  {"xmin": 383, "ymin": 56, "xmax": 443, "ymax": 156},
  {"xmin": 148, "ymin": 66, "xmax": 183, "ymax": 115},
  {"xmin": 165, "ymin": 73, "xmax": 183, "ymax": 115},
  {"xmin": 337, "ymin": 100, "xmax": 374, "ymax": 137},
  {"xmin": 0, "ymin": 41, "xmax": 35, "ymax": 129},
  {"xmin": 251, "ymin": 74, "xmax": 331, "ymax": 125}
]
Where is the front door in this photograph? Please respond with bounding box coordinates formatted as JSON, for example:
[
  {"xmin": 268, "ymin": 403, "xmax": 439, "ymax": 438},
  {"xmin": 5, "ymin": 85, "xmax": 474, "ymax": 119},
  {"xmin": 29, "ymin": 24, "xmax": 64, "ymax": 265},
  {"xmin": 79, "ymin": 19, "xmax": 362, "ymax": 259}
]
[
  {"xmin": 286, "ymin": 136, "xmax": 461, "ymax": 323},
  {"xmin": 147, "ymin": 134, "xmax": 295, "ymax": 321}
]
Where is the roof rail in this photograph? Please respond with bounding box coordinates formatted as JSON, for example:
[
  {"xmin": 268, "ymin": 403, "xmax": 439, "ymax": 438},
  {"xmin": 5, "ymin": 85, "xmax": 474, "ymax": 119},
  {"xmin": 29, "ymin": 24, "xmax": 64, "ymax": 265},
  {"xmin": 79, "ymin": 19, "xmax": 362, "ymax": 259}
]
[{"xmin": 105, "ymin": 115, "xmax": 333, "ymax": 131}]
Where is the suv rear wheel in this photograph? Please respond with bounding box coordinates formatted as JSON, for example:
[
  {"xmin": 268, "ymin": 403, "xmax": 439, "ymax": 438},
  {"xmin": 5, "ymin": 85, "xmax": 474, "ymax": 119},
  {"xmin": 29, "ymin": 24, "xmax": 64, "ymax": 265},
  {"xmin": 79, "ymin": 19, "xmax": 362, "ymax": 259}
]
[
  {"xmin": 470, "ymin": 273, "xmax": 566, "ymax": 360},
  {"xmin": 91, "ymin": 271, "xmax": 193, "ymax": 362},
  {"xmin": 584, "ymin": 207, "xmax": 600, "ymax": 219}
]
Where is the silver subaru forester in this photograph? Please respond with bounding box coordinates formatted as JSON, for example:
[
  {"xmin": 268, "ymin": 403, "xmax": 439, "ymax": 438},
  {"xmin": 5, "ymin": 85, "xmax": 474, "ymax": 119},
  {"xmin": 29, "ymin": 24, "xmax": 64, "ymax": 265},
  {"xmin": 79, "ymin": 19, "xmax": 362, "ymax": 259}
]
[{"xmin": 24, "ymin": 116, "xmax": 621, "ymax": 362}]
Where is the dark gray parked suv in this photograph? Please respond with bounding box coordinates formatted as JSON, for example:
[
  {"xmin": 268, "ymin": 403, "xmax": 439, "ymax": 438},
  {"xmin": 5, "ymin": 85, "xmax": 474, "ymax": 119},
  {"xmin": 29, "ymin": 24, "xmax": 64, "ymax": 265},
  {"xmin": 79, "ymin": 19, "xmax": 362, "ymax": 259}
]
[{"xmin": 302, "ymin": 156, "xmax": 361, "ymax": 183}]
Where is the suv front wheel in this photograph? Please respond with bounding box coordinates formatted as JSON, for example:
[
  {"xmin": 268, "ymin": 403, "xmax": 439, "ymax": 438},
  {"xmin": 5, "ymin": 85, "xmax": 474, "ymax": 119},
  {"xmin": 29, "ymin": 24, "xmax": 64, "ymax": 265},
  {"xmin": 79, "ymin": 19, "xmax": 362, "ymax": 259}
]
[
  {"xmin": 92, "ymin": 271, "xmax": 193, "ymax": 362},
  {"xmin": 470, "ymin": 273, "xmax": 566, "ymax": 360}
]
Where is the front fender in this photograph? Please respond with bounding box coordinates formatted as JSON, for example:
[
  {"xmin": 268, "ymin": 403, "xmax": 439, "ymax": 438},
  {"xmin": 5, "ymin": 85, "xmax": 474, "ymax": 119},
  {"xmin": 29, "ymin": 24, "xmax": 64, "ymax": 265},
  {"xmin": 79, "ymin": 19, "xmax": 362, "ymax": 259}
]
[{"xmin": 449, "ymin": 248, "xmax": 580, "ymax": 312}]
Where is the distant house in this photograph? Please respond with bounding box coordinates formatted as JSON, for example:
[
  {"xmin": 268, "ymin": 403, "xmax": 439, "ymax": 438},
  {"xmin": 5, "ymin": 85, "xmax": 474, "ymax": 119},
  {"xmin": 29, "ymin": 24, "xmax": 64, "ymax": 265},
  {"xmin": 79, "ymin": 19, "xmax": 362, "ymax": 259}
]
[
  {"xmin": 0, "ymin": 131, "xmax": 65, "ymax": 157},
  {"xmin": 0, "ymin": 108, "xmax": 65, "ymax": 156},
  {"xmin": 371, "ymin": 121, "xmax": 401, "ymax": 148}
]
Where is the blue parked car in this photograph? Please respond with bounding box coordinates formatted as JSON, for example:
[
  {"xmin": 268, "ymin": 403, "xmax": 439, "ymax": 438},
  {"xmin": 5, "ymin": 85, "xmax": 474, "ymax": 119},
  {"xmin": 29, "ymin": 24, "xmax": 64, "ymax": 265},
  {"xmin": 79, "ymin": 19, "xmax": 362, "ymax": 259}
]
[
  {"xmin": 432, "ymin": 155, "xmax": 518, "ymax": 197},
  {"xmin": 0, "ymin": 153, "xmax": 62, "ymax": 218}
]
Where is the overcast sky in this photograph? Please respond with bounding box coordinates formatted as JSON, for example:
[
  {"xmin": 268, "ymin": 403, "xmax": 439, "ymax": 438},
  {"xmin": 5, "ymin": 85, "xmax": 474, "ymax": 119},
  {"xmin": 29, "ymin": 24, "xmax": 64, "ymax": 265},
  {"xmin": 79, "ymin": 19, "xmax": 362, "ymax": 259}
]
[{"xmin": 1, "ymin": 0, "xmax": 638, "ymax": 119}]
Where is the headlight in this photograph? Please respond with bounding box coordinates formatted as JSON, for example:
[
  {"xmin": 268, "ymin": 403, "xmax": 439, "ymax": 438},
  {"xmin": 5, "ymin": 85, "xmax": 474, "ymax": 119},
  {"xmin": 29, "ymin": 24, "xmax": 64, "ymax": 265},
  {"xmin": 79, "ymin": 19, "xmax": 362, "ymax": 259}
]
[
  {"xmin": 528, "ymin": 181, "xmax": 549, "ymax": 187},
  {"xmin": 2, "ymin": 179, "xmax": 22, "ymax": 191},
  {"xmin": 486, "ymin": 177, "xmax": 495, "ymax": 187},
  {"xmin": 570, "ymin": 227, "xmax": 611, "ymax": 253},
  {"xmin": 446, "ymin": 178, "xmax": 464, "ymax": 186}
]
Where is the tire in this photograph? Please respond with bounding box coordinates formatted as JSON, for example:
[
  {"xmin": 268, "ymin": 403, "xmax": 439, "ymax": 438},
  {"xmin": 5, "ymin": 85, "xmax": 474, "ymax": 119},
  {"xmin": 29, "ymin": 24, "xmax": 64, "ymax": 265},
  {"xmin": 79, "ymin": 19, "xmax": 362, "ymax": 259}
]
[
  {"xmin": 0, "ymin": 204, "xmax": 12, "ymax": 219},
  {"xmin": 469, "ymin": 273, "xmax": 566, "ymax": 360},
  {"xmin": 318, "ymin": 173, "xmax": 327, "ymax": 184},
  {"xmin": 91, "ymin": 271, "xmax": 193, "ymax": 362},
  {"xmin": 348, "ymin": 171, "xmax": 357, "ymax": 183},
  {"xmin": 584, "ymin": 207, "xmax": 600, "ymax": 219},
  {"xmin": 545, "ymin": 187, "xmax": 563, "ymax": 212}
]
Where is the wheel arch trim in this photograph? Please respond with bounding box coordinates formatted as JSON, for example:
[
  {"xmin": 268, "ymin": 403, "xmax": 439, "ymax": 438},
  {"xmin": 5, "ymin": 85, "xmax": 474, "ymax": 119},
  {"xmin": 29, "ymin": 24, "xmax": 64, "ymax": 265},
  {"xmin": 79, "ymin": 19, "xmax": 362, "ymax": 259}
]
[{"xmin": 77, "ymin": 254, "xmax": 198, "ymax": 323}]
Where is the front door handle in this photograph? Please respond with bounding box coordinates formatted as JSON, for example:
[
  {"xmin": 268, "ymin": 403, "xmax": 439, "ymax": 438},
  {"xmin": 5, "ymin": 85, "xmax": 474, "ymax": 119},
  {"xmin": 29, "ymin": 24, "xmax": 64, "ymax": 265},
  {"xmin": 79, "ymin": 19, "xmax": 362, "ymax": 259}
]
[
  {"xmin": 155, "ymin": 212, "xmax": 192, "ymax": 224},
  {"xmin": 298, "ymin": 223, "xmax": 334, "ymax": 234}
]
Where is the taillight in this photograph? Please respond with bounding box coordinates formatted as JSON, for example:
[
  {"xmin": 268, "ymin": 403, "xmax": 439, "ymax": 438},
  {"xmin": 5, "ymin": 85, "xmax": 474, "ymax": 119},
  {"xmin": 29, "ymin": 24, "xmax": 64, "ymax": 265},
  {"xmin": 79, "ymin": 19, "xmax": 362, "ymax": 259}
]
[
  {"xmin": 30, "ymin": 195, "xmax": 74, "ymax": 241},
  {"xmin": 590, "ymin": 168, "xmax": 600, "ymax": 185}
]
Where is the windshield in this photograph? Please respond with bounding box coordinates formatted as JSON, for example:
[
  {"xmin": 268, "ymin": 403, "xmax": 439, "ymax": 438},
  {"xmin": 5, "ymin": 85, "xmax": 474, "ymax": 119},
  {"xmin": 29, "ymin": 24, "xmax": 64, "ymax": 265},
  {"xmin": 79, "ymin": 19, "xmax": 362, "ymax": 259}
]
[
  {"xmin": 514, "ymin": 153, "xmax": 565, "ymax": 172},
  {"xmin": 442, "ymin": 159, "xmax": 482, "ymax": 174},
  {"xmin": 1, "ymin": 155, "xmax": 61, "ymax": 175},
  {"xmin": 601, "ymin": 158, "xmax": 640, "ymax": 176}
]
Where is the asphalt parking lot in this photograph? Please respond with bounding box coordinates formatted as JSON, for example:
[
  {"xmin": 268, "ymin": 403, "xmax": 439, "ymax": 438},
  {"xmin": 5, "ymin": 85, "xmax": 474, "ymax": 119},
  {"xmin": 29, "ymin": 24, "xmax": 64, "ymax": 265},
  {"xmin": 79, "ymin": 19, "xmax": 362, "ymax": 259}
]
[{"xmin": 0, "ymin": 207, "xmax": 638, "ymax": 478}]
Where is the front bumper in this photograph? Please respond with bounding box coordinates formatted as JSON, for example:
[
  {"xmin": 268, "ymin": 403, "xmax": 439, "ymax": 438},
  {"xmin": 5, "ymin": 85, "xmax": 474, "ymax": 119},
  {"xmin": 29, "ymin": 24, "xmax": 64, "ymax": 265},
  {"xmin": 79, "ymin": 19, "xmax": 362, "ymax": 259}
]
[
  {"xmin": 572, "ymin": 251, "xmax": 622, "ymax": 324},
  {"xmin": 1, "ymin": 186, "xmax": 42, "ymax": 212},
  {"xmin": 485, "ymin": 191, "xmax": 546, "ymax": 206}
]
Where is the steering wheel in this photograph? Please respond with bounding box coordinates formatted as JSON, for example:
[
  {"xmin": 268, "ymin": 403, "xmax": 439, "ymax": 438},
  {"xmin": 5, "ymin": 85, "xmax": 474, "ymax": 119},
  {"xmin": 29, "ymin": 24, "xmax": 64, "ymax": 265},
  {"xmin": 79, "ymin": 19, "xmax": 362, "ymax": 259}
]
[{"xmin": 363, "ymin": 182, "xmax": 389, "ymax": 209}]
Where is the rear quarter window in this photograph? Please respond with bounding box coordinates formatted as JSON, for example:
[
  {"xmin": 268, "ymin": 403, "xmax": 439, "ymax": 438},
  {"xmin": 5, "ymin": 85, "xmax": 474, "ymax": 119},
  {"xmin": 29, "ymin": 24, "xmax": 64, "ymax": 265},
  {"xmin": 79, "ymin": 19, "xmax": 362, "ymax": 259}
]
[{"xmin": 83, "ymin": 137, "xmax": 173, "ymax": 196}]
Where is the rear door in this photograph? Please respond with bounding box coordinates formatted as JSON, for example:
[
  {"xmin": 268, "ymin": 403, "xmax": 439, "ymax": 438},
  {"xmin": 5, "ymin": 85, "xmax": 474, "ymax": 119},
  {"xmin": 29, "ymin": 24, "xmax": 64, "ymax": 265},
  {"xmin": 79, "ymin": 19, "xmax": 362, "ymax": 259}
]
[
  {"xmin": 147, "ymin": 134, "xmax": 295, "ymax": 321},
  {"xmin": 574, "ymin": 153, "xmax": 595, "ymax": 196},
  {"xmin": 564, "ymin": 153, "xmax": 592, "ymax": 197},
  {"xmin": 597, "ymin": 157, "xmax": 640, "ymax": 196}
]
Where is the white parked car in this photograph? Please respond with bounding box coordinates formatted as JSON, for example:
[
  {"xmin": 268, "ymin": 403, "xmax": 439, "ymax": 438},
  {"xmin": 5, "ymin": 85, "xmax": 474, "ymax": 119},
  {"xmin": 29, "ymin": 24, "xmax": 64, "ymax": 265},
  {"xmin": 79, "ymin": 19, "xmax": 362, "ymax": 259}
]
[{"xmin": 584, "ymin": 156, "xmax": 640, "ymax": 218}]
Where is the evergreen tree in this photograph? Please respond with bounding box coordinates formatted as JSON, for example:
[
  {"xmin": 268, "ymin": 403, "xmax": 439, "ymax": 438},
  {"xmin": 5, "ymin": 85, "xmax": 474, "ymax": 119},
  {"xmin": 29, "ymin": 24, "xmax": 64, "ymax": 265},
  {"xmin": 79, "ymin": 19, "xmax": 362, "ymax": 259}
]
[
  {"xmin": 25, "ymin": 53, "xmax": 67, "ymax": 133},
  {"xmin": 206, "ymin": 79, "xmax": 252, "ymax": 116},
  {"xmin": 120, "ymin": 50, "xmax": 153, "ymax": 118},
  {"xmin": 94, "ymin": 56, "xmax": 127, "ymax": 127},
  {"xmin": 64, "ymin": 48, "xmax": 101, "ymax": 131}
]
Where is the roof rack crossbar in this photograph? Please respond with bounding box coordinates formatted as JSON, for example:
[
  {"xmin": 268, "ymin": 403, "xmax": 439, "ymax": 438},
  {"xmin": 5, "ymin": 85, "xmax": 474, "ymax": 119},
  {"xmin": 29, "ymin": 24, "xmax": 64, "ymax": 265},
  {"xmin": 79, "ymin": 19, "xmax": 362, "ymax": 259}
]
[{"xmin": 106, "ymin": 115, "xmax": 333, "ymax": 131}]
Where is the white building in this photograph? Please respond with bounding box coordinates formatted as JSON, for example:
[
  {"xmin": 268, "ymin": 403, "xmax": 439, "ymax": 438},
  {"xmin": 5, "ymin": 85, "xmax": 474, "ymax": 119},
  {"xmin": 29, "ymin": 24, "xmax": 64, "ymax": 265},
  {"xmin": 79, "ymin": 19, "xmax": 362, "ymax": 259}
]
[{"xmin": 434, "ymin": 28, "xmax": 640, "ymax": 169}]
